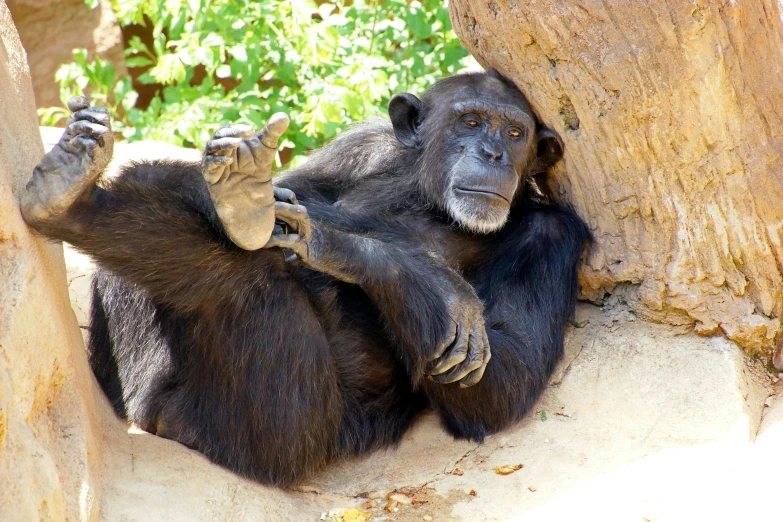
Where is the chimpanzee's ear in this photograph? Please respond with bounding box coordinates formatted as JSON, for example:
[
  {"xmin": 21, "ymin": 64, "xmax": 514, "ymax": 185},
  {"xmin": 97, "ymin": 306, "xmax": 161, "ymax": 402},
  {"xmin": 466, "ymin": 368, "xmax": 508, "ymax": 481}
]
[
  {"xmin": 389, "ymin": 93, "xmax": 426, "ymax": 148},
  {"xmin": 530, "ymin": 127, "xmax": 564, "ymax": 174}
]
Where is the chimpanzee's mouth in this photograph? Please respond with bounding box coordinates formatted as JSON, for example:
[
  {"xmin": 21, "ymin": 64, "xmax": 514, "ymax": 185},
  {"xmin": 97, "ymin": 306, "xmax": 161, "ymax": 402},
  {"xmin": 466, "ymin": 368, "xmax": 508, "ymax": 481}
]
[{"xmin": 455, "ymin": 187, "xmax": 510, "ymax": 203}]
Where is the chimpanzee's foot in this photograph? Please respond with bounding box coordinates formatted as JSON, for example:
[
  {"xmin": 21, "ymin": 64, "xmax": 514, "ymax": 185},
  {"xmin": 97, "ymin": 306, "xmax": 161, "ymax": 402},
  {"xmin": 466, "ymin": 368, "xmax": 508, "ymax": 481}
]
[
  {"xmin": 21, "ymin": 96, "xmax": 114, "ymax": 225},
  {"xmin": 201, "ymin": 113, "xmax": 289, "ymax": 250}
]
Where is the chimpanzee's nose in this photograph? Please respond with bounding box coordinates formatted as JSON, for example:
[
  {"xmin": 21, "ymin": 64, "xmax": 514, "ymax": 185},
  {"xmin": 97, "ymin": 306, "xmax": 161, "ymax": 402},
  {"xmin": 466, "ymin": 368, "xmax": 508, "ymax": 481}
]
[{"xmin": 481, "ymin": 143, "xmax": 503, "ymax": 161}]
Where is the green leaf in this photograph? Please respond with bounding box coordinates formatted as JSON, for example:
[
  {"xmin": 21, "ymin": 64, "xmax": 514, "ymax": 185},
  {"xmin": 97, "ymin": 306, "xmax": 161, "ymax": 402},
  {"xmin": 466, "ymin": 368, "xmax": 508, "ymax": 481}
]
[
  {"xmin": 38, "ymin": 106, "xmax": 69, "ymax": 126},
  {"xmin": 340, "ymin": 90, "xmax": 363, "ymax": 118},
  {"xmin": 125, "ymin": 56, "xmax": 155, "ymax": 68},
  {"xmin": 149, "ymin": 54, "xmax": 186, "ymax": 85},
  {"xmin": 59, "ymin": 0, "xmax": 470, "ymax": 162},
  {"xmin": 405, "ymin": 9, "xmax": 432, "ymax": 39}
]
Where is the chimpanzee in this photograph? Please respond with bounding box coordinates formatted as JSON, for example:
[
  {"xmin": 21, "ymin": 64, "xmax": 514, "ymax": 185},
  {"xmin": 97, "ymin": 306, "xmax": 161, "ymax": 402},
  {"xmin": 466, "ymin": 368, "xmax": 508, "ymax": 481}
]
[{"xmin": 20, "ymin": 70, "xmax": 590, "ymax": 487}]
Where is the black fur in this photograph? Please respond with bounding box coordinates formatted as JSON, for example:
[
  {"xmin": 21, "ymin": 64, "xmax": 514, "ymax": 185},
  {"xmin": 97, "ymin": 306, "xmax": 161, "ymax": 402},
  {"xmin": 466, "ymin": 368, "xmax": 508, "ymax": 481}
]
[{"xmin": 36, "ymin": 71, "xmax": 590, "ymax": 486}]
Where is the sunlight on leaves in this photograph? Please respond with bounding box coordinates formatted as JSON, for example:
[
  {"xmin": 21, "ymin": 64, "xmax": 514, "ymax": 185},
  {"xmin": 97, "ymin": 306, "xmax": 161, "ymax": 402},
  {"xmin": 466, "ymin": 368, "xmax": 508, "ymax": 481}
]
[{"xmin": 43, "ymin": 0, "xmax": 471, "ymax": 162}]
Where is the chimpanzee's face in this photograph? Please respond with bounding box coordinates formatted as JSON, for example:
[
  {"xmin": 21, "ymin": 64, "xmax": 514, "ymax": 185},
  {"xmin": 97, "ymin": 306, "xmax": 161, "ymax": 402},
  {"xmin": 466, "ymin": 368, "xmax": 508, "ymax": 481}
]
[
  {"xmin": 440, "ymin": 96, "xmax": 536, "ymax": 233},
  {"xmin": 389, "ymin": 73, "xmax": 563, "ymax": 234}
]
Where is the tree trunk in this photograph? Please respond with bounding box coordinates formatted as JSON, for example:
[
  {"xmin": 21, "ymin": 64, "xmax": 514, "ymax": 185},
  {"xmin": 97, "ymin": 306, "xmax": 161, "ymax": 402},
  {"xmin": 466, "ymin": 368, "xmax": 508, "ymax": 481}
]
[{"xmin": 450, "ymin": 0, "xmax": 783, "ymax": 357}]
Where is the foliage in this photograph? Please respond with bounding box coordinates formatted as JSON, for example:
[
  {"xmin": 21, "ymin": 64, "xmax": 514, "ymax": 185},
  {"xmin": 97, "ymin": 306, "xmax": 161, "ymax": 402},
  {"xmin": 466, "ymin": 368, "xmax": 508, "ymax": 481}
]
[{"xmin": 42, "ymin": 0, "xmax": 471, "ymax": 164}]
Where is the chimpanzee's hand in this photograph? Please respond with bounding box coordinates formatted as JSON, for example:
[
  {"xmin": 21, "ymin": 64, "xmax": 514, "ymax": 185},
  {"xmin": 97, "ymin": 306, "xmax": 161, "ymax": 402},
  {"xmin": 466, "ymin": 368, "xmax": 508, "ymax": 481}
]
[
  {"xmin": 260, "ymin": 188, "xmax": 317, "ymax": 263},
  {"xmin": 261, "ymin": 203, "xmax": 491, "ymax": 387},
  {"xmin": 427, "ymin": 275, "xmax": 491, "ymax": 388},
  {"xmin": 21, "ymin": 96, "xmax": 113, "ymax": 224},
  {"xmin": 202, "ymin": 114, "xmax": 289, "ymax": 250}
]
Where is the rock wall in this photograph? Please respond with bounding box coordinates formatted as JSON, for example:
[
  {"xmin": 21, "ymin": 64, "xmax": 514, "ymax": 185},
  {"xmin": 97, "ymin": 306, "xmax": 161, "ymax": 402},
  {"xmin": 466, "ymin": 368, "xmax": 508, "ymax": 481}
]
[
  {"xmin": 7, "ymin": 0, "xmax": 125, "ymax": 109},
  {"xmin": 449, "ymin": 0, "xmax": 783, "ymax": 356},
  {"xmin": 0, "ymin": 3, "xmax": 105, "ymax": 520}
]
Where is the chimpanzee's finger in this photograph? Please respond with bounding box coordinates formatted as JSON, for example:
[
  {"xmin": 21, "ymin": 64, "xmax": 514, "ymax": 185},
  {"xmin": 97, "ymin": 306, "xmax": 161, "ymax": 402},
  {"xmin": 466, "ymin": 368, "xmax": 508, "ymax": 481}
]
[
  {"xmin": 214, "ymin": 124, "xmax": 255, "ymax": 140},
  {"xmin": 203, "ymin": 154, "xmax": 234, "ymax": 167},
  {"xmin": 430, "ymin": 304, "xmax": 460, "ymax": 361},
  {"xmin": 429, "ymin": 321, "xmax": 468, "ymax": 376},
  {"xmin": 70, "ymin": 134, "xmax": 99, "ymax": 150},
  {"xmin": 205, "ymin": 137, "xmax": 243, "ymax": 155},
  {"xmin": 459, "ymin": 329, "xmax": 491, "ymax": 388},
  {"xmin": 247, "ymin": 113, "xmax": 289, "ymax": 179},
  {"xmin": 257, "ymin": 113, "xmax": 289, "ymax": 149},
  {"xmin": 69, "ymin": 120, "xmax": 110, "ymax": 138},
  {"xmin": 201, "ymin": 154, "xmax": 233, "ymax": 184},
  {"xmin": 273, "ymin": 201, "xmax": 311, "ymax": 239},
  {"xmin": 274, "ymin": 186, "xmax": 298, "ymax": 205},
  {"xmin": 69, "ymin": 120, "xmax": 110, "ymax": 148},
  {"xmin": 450, "ymin": 326, "xmax": 485, "ymax": 382},
  {"xmin": 263, "ymin": 233, "xmax": 308, "ymax": 260},
  {"xmin": 67, "ymin": 96, "xmax": 91, "ymax": 113},
  {"xmin": 72, "ymin": 109, "xmax": 111, "ymax": 127},
  {"xmin": 434, "ymin": 328, "xmax": 483, "ymax": 383},
  {"xmin": 430, "ymin": 358, "xmax": 474, "ymax": 384},
  {"xmin": 459, "ymin": 361, "xmax": 488, "ymax": 388}
]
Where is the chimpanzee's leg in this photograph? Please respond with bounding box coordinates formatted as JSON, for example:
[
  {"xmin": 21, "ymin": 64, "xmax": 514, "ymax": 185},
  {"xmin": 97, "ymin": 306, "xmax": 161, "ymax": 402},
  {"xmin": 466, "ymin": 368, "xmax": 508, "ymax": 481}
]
[
  {"xmin": 88, "ymin": 267, "xmax": 178, "ymax": 424},
  {"xmin": 83, "ymin": 228, "xmax": 350, "ymax": 486},
  {"xmin": 20, "ymin": 98, "xmax": 350, "ymax": 486}
]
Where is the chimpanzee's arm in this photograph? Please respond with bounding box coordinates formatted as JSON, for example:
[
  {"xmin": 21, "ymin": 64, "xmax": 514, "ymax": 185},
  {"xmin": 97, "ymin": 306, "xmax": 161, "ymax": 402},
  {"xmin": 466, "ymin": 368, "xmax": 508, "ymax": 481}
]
[
  {"xmin": 255, "ymin": 196, "xmax": 490, "ymax": 385},
  {"xmin": 421, "ymin": 205, "xmax": 590, "ymax": 439}
]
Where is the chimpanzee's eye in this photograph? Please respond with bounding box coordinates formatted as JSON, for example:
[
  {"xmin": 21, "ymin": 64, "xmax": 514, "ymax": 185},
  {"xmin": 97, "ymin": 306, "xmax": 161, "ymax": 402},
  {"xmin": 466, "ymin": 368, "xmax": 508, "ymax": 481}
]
[
  {"xmin": 507, "ymin": 127, "xmax": 523, "ymax": 139},
  {"xmin": 461, "ymin": 115, "xmax": 480, "ymax": 128}
]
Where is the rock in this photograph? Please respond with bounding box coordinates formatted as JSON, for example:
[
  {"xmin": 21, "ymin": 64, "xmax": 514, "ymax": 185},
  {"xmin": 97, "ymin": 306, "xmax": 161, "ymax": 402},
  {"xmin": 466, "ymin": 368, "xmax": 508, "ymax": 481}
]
[
  {"xmin": 720, "ymin": 314, "xmax": 778, "ymax": 353},
  {"xmin": 7, "ymin": 0, "xmax": 126, "ymax": 110},
  {"xmin": 448, "ymin": 0, "xmax": 783, "ymax": 355},
  {"xmin": 0, "ymin": 5, "xmax": 104, "ymax": 519},
  {"xmin": 308, "ymin": 304, "xmax": 773, "ymax": 521}
]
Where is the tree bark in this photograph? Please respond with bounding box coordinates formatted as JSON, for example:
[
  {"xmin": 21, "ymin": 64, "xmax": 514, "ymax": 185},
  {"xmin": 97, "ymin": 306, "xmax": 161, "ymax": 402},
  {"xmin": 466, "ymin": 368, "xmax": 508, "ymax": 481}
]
[{"xmin": 450, "ymin": 0, "xmax": 783, "ymax": 356}]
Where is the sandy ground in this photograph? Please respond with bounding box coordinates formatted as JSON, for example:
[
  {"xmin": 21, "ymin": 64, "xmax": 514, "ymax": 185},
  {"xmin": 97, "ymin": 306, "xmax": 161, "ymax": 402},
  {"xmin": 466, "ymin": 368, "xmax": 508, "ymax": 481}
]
[
  {"xmin": 50, "ymin": 132, "xmax": 783, "ymax": 521},
  {"xmin": 63, "ymin": 242, "xmax": 782, "ymax": 522}
]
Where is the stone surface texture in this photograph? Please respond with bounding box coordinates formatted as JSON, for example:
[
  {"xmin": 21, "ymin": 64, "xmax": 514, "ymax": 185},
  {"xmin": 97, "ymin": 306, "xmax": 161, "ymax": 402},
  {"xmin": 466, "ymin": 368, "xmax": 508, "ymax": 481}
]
[
  {"xmin": 7, "ymin": 0, "xmax": 126, "ymax": 109},
  {"xmin": 449, "ymin": 0, "xmax": 783, "ymax": 357},
  {"xmin": 0, "ymin": 4, "xmax": 104, "ymax": 520}
]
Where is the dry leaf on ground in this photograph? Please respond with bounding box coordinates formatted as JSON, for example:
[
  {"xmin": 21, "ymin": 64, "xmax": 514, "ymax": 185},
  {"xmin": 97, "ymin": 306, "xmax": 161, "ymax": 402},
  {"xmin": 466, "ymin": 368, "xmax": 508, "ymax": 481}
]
[
  {"xmin": 494, "ymin": 464, "xmax": 523, "ymax": 475},
  {"xmin": 321, "ymin": 508, "xmax": 372, "ymax": 522}
]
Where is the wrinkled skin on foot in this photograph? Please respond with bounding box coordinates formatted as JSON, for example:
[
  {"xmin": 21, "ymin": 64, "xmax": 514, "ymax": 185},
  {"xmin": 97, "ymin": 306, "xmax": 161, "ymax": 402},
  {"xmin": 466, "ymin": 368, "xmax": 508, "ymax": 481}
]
[
  {"xmin": 201, "ymin": 114, "xmax": 290, "ymax": 250},
  {"xmin": 20, "ymin": 96, "xmax": 113, "ymax": 224}
]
